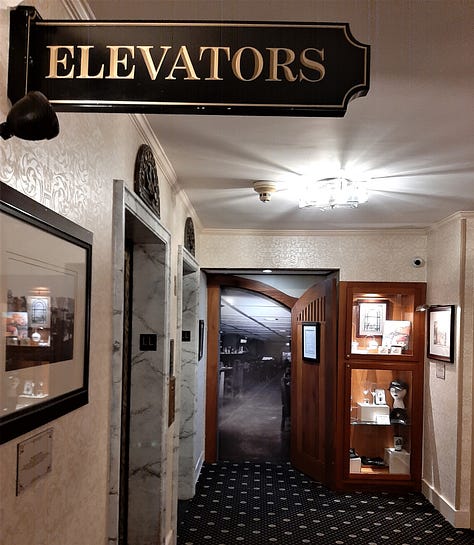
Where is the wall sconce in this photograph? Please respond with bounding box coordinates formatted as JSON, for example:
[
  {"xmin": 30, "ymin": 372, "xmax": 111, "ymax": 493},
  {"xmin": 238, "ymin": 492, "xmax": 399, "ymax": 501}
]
[
  {"xmin": 0, "ymin": 91, "xmax": 59, "ymax": 141},
  {"xmin": 415, "ymin": 304, "xmax": 430, "ymax": 312}
]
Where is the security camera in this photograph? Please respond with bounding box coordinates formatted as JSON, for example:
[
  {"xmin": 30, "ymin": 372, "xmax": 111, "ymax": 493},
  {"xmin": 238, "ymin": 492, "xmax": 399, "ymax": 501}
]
[{"xmin": 412, "ymin": 257, "xmax": 425, "ymax": 268}]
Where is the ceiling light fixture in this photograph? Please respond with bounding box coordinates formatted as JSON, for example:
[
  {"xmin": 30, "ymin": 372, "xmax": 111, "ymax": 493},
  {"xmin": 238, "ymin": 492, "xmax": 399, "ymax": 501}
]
[
  {"xmin": 0, "ymin": 91, "xmax": 59, "ymax": 141},
  {"xmin": 299, "ymin": 176, "xmax": 368, "ymax": 210}
]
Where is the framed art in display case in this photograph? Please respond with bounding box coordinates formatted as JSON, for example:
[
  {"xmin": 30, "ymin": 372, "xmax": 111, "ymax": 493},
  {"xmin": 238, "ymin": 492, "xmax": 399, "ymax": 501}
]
[
  {"xmin": 428, "ymin": 305, "xmax": 455, "ymax": 363},
  {"xmin": 356, "ymin": 300, "xmax": 389, "ymax": 337},
  {"xmin": 1, "ymin": 182, "xmax": 92, "ymax": 444}
]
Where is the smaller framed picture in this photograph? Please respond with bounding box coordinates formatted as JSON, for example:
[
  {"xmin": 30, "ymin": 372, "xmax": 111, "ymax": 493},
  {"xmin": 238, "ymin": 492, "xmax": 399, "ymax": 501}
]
[
  {"xmin": 302, "ymin": 322, "xmax": 320, "ymax": 363},
  {"xmin": 198, "ymin": 320, "xmax": 205, "ymax": 360},
  {"xmin": 428, "ymin": 305, "xmax": 455, "ymax": 363}
]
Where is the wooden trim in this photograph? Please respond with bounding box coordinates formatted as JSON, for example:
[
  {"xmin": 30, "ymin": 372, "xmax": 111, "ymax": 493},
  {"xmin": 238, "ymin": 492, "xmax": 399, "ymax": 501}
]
[
  {"xmin": 205, "ymin": 282, "xmax": 221, "ymax": 461},
  {"xmin": 207, "ymin": 274, "xmax": 298, "ymax": 308}
]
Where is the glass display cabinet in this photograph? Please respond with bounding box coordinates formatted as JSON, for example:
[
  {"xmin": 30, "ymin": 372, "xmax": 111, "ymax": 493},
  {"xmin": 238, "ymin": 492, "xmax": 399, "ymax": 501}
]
[{"xmin": 336, "ymin": 282, "xmax": 426, "ymax": 491}]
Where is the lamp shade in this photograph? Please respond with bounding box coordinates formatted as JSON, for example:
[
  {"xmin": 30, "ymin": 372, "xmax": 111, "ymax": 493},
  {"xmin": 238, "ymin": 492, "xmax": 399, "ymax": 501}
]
[{"xmin": 0, "ymin": 91, "xmax": 59, "ymax": 141}]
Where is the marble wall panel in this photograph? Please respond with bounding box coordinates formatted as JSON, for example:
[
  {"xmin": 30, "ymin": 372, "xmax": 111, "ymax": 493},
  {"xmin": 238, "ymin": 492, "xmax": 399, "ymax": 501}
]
[
  {"xmin": 178, "ymin": 271, "xmax": 200, "ymax": 499},
  {"xmin": 127, "ymin": 242, "xmax": 168, "ymax": 545}
]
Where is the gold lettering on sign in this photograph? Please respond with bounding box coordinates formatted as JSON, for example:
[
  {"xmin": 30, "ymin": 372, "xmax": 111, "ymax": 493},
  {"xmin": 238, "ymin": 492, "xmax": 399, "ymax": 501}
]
[
  {"xmin": 165, "ymin": 46, "xmax": 199, "ymax": 80},
  {"xmin": 199, "ymin": 47, "xmax": 231, "ymax": 80},
  {"xmin": 266, "ymin": 48, "xmax": 297, "ymax": 82},
  {"xmin": 77, "ymin": 46, "xmax": 105, "ymax": 78},
  {"xmin": 232, "ymin": 47, "xmax": 264, "ymax": 81},
  {"xmin": 45, "ymin": 44, "xmax": 328, "ymax": 82},
  {"xmin": 137, "ymin": 45, "xmax": 172, "ymax": 79},
  {"xmin": 106, "ymin": 46, "xmax": 136, "ymax": 79},
  {"xmin": 46, "ymin": 45, "xmax": 75, "ymax": 78},
  {"xmin": 299, "ymin": 48, "xmax": 325, "ymax": 82}
]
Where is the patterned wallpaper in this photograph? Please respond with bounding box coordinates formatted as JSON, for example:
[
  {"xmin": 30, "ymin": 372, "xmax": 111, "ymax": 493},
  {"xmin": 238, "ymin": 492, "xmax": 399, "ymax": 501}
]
[
  {"xmin": 198, "ymin": 229, "xmax": 428, "ymax": 282},
  {"xmin": 423, "ymin": 216, "xmax": 474, "ymax": 525},
  {"xmin": 1, "ymin": 5, "xmax": 157, "ymax": 545}
]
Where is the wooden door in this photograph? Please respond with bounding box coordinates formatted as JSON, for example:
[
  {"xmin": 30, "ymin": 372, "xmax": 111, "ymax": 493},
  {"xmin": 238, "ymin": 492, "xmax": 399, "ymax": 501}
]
[{"xmin": 290, "ymin": 275, "xmax": 338, "ymax": 486}]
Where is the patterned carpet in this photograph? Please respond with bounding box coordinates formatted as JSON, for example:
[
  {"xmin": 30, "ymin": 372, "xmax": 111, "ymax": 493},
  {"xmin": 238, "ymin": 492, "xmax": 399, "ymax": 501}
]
[{"xmin": 177, "ymin": 461, "xmax": 474, "ymax": 545}]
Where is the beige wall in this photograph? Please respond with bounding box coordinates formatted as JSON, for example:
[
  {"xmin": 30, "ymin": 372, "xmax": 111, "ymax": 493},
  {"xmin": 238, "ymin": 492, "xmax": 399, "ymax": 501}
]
[
  {"xmin": 198, "ymin": 229, "xmax": 427, "ymax": 282},
  {"xmin": 0, "ymin": 2, "xmax": 196, "ymax": 544},
  {"xmin": 423, "ymin": 214, "xmax": 474, "ymax": 528}
]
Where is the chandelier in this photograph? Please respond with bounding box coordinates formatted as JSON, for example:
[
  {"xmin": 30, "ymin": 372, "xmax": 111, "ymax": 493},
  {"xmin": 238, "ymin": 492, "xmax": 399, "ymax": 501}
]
[{"xmin": 299, "ymin": 177, "xmax": 369, "ymax": 210}]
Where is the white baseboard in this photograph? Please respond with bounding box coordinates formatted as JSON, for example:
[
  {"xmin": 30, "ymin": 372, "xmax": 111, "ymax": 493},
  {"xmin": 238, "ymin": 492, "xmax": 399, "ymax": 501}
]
[
  {"xmin": 422, "ymin": 480, "xmax": 471, "ymax": 528},
  {"xmin": 165, "ymin": 529, "xmax": 174, "ymax": 545}
]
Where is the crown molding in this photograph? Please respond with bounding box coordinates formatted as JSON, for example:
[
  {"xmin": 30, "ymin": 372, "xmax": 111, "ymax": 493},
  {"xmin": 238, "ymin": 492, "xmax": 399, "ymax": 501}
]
[
  {"xmin": 128, "ymin": 115, "xmax": 203, "ymax": 233},
  {"xmin": 61, "ymin": 0, "xmax": 95, "ymax": 19},
  {"xmin": 128, "ymin": 114, "xmax": 178, "ymax": 189},
  {"xmin": 428, "ymin": 211, "xmax": 474, "ymax": 232},
  {"xmin": 200, "ymin": 227, "xmax": 430, "ymax": 237},
  {"xmin": 60, "ymin": 0, "xmax": 202, "ymax": 234}
]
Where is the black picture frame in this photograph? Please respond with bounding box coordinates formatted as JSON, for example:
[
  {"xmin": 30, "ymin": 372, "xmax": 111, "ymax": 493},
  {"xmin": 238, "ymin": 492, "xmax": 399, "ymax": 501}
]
[
  {"xmin": 198, "ymin": 319, "xmax": 205, "ymax": 360},
  {"xmin": 356, "ymin": 299, "xmax": 390, "ymax": 337},
  {"xmin": 427, "ymin": 305, "xmax": 455, "ymax": 363},
  {"xmin": 302, "ymin": 322, "xmax": 320, "ymax": 363},
  {"xmin": 1, "ymin": 182, "xmax": 92, "ymax": 444}
]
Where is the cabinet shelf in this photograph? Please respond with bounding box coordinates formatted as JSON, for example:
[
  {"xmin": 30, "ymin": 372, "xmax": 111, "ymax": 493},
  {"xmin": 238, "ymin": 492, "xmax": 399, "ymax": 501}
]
[
  {"xmin": 351, "ymin": 421, "xmax": 391, "ymax": 426},
  {"xmin": 351, "ymin": 420, "xmax": 410, "ymax": 426}
]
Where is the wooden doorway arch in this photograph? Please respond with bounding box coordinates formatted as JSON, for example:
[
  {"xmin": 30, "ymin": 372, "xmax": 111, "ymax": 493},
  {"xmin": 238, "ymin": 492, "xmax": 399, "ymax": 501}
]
[{"xmin": 205, "ymin": 275, "xmax": 297, "ymax": 461}]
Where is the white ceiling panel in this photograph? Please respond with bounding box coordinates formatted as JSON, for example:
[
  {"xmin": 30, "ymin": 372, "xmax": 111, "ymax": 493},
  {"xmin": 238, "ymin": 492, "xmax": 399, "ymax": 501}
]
[{"xmin": 86, "ymin": 0, "xmax": 474, "ymax": 231}]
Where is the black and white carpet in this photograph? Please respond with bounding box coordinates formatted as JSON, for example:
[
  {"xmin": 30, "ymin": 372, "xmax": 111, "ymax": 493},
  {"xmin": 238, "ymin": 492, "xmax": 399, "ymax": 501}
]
[{"xmin": 177, "ymin": 461, "xmax": 474, "ymax": 545}]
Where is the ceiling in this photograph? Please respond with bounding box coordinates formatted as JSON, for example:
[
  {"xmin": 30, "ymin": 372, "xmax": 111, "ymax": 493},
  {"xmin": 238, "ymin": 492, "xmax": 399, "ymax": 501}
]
[
  {"xmin": 86, "ymin": 0, "xmax": 474, "ymax": 231},
  {"xmin": 220, "ymin": 287, "xmax": 291, "ymax": 344}
]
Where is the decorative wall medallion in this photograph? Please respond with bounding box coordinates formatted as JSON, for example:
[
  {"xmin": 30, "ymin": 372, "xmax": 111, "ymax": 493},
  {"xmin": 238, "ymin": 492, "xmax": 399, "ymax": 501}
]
[
  {"xmin": 184, "ymin": 217, "xmax": 196, "ymax": 256},
  {"xmin": 134, "ymin": 144, "xmax": 160, "ymax": 218}
]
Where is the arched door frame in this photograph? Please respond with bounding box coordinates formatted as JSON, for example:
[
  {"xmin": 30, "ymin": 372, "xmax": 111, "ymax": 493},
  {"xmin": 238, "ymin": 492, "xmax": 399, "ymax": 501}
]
[{"xmin": 205, "ymin": 274, "xmax": 297, "ymax": 461}]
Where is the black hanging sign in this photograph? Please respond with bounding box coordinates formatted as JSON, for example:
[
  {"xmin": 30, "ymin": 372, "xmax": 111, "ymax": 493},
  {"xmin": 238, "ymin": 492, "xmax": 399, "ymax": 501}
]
[{"xmin": 8, "ymin": 7, "xmax": 370, "ymax": 117}]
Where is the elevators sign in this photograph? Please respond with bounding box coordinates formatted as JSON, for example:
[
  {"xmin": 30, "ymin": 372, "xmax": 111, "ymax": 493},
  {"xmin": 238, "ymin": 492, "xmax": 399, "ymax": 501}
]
[
  {"xmin": 8, "ymin": 7, "xmax": 370, "ymax": 117},
  {"xmin": 16, "ymin": 428, "xmax": 53, "ymax": 495}
]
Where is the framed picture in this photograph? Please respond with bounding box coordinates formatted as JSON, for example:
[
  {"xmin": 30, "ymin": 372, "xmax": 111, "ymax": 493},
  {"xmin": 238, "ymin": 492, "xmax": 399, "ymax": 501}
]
[
  {"xmin": 198, "ymin": 319, "xmax": 205, "ymax": 360},
  {"xmin": 428, "ymin": 305, "xmax": 455, "ymax": 363},
  {"xmin": 302, "ymin": 322, "xmax": 320, "ymax": 363},
  {"xmin": 357, "ymin": 300, "xmax": 388, "ymax": 336},
  {"xmin": 382, "ymin": 320, "xmax": 411, "ymax": 352},
  {"xmin": 1, "ymin": 183, "xmax": 92, "ymax": 444}
]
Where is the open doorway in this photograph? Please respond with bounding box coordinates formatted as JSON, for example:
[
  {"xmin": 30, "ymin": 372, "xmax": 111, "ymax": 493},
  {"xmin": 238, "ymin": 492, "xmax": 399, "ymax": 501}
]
[
  {"xmin": 205, "ymin": 270, "xmax": 339, "ymax": 487},
  {"xmin": 218, "ymin": 288, "xmax": 291, "ymax": 462}
]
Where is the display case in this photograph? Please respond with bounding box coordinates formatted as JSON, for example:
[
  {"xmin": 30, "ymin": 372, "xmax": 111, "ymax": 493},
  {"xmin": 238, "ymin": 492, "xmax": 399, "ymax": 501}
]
[{"xmin": 336, "ymin": 282, "xmax": 426, "ymax": 491}]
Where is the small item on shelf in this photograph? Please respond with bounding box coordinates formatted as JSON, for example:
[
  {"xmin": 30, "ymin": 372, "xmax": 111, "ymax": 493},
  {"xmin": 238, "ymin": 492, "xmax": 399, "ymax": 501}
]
[
  {"xmin": 394, "ymin": 436, "xmax": 403, "ymax": 451},
  {"xmin": 349, "ymin": 448, "xmax": 361, "ymax": 473},
  {"xmin": 367, "ymin": 338, "xmax": 379, "ymax": 351},
  {"xmin": 384, "ymin": 448, "xmax": 410, "ymax": 474},
  {"xmin": 357, "ymin": 402, "xmax": 389, "ymax": 422},
  {"xmin": 374, "ymin": 388, "xmax": 386, "ymax": 405},
  {"xmin": 389, "ymin": 379, "xmax": 409, "ymax": 424},
  {"xmin": 361, "ymin": 456, "xmax": 386, "ymax": 468}
]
